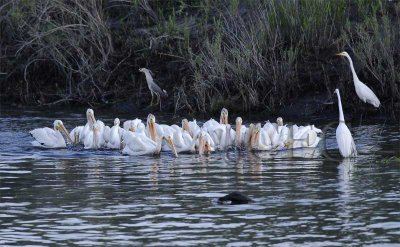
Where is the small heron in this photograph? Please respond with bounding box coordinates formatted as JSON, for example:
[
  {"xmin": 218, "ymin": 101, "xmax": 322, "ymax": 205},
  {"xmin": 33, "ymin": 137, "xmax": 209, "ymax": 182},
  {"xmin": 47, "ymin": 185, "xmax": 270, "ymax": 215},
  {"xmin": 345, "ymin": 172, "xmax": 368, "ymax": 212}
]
[{"xmin": 139, "ymin": 68, "xmax": 168, "ymax": 109}]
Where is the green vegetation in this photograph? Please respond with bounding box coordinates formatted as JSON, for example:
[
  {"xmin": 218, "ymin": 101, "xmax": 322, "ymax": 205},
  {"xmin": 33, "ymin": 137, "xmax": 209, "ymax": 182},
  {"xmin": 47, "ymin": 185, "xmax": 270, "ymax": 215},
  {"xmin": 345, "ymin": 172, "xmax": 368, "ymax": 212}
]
[{"xmin": 1, "ymin": 0, "xmax": 399, "ymax": 115}]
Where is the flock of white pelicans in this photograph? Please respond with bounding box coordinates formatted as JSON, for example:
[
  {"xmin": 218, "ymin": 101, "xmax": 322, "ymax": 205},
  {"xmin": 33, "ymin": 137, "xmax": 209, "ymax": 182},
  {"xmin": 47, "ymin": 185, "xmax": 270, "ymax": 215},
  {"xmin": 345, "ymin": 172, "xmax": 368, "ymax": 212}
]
[
  {"xmin": 30, "ymin": 52, "xmax": 381, "ymax": 159},
  {"xmin": 30, "ymin": 107, "xmax": 323, "ymax": 158}
]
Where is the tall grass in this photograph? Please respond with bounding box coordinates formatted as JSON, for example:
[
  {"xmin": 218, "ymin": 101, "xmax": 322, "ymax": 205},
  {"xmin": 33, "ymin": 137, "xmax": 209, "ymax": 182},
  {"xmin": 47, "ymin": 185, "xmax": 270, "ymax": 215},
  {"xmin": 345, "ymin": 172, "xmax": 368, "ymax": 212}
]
[{"xmin": 0, "ymin": 0, "xmax": 399, "ymax": 116}]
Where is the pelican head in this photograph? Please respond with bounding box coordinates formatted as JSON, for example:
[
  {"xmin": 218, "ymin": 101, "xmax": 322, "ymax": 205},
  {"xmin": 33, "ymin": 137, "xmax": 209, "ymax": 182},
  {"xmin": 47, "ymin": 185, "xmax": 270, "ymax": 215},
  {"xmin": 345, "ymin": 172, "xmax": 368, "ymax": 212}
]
[
  {"xmin": 220, "ymin": 108, "xmax": 229, "ymax": 124},
  {"xmin": 147, "ymin": 114, "xmax": 157, "ymax": 142},
  {"xmin": 334, "ymin": 88, "xmax": 339, "ymax": 94},
  {"xmin": 114, "ymin": 118, "xmax": 120, "ymax": 126},
  {"xmin": 182, "ymin": 118, "xmax": 193, "ymax": 136},
  {"xmin": 162, "ymin": 135, "xmax": 178, "ymax": 157},
  {"xmin": 277, "ymin": 117, "xmax": 283, "ymax": 126},
  {"xmin": 54, "ymin": 120, "xmax": 73, "ymax": 143},
  {"xmin": 86, "ymin": 109, "xmax": 96, "ymax": 126}
]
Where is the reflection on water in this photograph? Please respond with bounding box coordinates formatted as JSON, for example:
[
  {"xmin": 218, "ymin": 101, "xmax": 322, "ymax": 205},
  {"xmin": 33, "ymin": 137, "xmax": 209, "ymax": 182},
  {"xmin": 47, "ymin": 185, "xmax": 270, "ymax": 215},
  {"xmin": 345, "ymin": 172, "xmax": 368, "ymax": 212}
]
[{"xmin": 0, "ymin": 107, "xmax": 399, "ymax": 245}]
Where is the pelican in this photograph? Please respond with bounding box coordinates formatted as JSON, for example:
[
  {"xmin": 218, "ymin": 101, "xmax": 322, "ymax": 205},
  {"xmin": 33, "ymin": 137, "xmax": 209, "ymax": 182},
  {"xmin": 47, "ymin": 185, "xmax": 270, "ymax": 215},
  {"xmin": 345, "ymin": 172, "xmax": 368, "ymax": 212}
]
[
  {"xmin": 171, "ymin": 125, "xmax": 196, "ymax": 153},
  {"xmin": 30, "ymin": 120, "xmax": 73, "ymax": 148},
  {"xmin": 337, "ymin": 51, "xmax": 380, "ymax": 108},
  {"xmin": 220, "ymin": 108, "xmax": 229, "ymax": 124},
  {"xmin": 70, "ymin": 126, "xmax": 83, "ymax": 144},
  {"xmin": 235, "ymin": 117, "xmax": 247, "ymax": 147},
  {"xmin": 182, "ymin": 119, "xmax": 201, "ymax": 137},
  {"xmin": 212, "ymin": 124, "xmax": 235, "ymax": 150},
  {"xmin": 103, "ymin": 118, "xmax": 123, "ymax": 149},
  {"xmin": 83, "ymin": 122, "xmax": 105, "ymax": 149},
  {"xmin": 123, "ymin": 118, "xmax": 145, "ymax": 133},
  {"xmin": 249, "ymin": 123, "xmax": 272, "ymax": 151},
  {"xmin": 71, "ymin": 109, "xmax": 104, "ymax": 145},
  {"xmin": 122, "ymin": 131, "xmax": 177, "ymax": 157},
  {"xmin": 292, "ymin": 125, "xmax": 321, "ymax": 148},
  {"xmin": 197, "ymin": 131, "xmax": 215, "ymax": 155},
  {"xmin": 334, "ymin": 88, "xmax": 358, "ymax": 158}
]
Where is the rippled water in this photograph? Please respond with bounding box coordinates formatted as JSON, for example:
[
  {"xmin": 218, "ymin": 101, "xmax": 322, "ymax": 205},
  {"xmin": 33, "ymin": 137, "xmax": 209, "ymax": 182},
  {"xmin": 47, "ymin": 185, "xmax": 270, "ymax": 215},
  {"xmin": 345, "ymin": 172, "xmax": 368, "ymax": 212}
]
[{"xmin": 0, "ymin": 106, "xmax": 399, "ymax": 246}]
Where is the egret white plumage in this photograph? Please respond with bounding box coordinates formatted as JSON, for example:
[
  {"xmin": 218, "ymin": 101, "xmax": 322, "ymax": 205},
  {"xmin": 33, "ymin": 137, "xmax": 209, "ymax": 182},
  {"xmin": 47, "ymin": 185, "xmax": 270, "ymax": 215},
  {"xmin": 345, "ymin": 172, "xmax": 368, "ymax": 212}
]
[
  {"xmin": 334, "ymin": 88, "xmax": 358, "ymax": 158},
  {"xmin": 337, "ymin": 51, "xmax": 380, "ymax": 108},
  {"xmin": 139, "ymin": 68, "xmax": 168, "ymax": 109},
  {"xmin": 30, "ymin": 120, "xmax": 73, "ymax": 148}
]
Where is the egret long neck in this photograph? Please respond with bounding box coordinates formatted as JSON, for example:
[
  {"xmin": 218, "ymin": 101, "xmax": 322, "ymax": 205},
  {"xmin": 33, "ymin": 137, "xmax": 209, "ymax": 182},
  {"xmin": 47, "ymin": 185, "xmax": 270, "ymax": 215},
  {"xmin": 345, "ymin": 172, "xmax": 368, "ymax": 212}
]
[
  {"xmin": 345, "ymin": 55, "xmax": 359, "ymax": 82},
  {"xmin": 336, "ymin": 92, "xmax": 345, "ymax": 122}
]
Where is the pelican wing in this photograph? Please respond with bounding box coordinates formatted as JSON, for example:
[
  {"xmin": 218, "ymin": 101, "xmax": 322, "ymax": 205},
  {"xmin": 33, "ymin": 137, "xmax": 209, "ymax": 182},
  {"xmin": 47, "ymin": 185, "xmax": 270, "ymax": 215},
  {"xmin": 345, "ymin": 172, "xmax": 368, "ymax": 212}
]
[
  {"xmin": 30, "ymin": 127, "xmax": 66, "ymax": 148},
  {"xmin": 103, "ymin": 126, "xmax": 111, "ymax": 143}
]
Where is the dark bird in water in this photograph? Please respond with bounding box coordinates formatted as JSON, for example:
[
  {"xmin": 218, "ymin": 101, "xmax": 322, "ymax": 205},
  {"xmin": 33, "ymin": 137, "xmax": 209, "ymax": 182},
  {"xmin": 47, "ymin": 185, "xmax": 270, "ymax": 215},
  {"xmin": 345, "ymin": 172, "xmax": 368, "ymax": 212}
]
[{"xmin": 218, "ymin": 192, "xmax": 253, "ymax": 205}]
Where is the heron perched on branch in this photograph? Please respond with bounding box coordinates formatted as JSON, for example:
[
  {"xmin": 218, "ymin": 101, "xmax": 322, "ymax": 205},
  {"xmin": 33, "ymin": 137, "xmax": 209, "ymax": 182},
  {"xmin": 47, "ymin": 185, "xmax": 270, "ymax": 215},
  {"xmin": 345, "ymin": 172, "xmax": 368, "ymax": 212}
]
[{"xmin": 139, "ymin": 68, "xmax": 168, "ymax": 109}]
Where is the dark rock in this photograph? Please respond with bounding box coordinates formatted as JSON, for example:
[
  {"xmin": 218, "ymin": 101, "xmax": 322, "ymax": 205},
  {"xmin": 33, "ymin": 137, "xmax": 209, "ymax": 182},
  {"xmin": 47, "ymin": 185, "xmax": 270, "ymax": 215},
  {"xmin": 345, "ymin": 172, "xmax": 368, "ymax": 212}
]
[{"xmin": 218, "ymin": 192, "xmax": 253, "ymax": 205}]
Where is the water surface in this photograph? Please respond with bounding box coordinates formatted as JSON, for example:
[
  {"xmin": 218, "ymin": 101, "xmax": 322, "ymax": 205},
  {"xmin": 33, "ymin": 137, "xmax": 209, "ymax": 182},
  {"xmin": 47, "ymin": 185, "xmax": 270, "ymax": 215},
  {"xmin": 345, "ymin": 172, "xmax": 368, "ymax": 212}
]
[{"xmin": 0, "ymin": 107, "xmax": 399, "ymax": 246}]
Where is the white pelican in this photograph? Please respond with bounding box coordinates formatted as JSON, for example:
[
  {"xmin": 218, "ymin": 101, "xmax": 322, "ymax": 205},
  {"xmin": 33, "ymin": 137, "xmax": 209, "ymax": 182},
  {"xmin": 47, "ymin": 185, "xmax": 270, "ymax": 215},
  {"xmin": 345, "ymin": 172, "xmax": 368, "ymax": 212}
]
[
  {"xmin": 145, "ymin": 114, "xmax": 176, "ymax": 142},
  {"xmin": 220, "ymin": 108, "xmax": 229, "ymax": 124},
  {"xmin": 123, "ymin": 118, "xmax": 145, "ymax": 133},
  {"xmin": 103, "ymin": 118, "xmax": 123, "ymax": 149},
  {"xmin": 70, "ymin": 126, "xmax": 83, "ymax": 144},
  {"xmin": 30, "ymin": 120, "xmax": 73, "ymax": 148},
  {"xmin": 71, "ymin": 109, "xmax": 105, "ymax": 145},
  {"xmin": 334, "ymin": 89, "xmax": 358, "ymax": 158},
  {"xmin": 212, "ymin": 124, "xmax": 235, "ymax": 149},
  {"xmin": 263, "ymin": 120, "xmax": 282, "ymax": 148},
  {"xmin": 83, "ymin": 122, "xmax": 105, "ymax": 149},
  {"xmin": 122, "ymin": 131, "xmax": 177, "ymax": 157},
  {"xmin": 291, "ymin": 125, "xmax": 321, "ymax": 148},
  {"xmin": 235, "ymin": 117, "xmax": 247, "ymax": 147},
  {"xmin": 249, "ymin": 123, "xmax": 272, "ymax": 151},
  {"xmin": 337, "ymin": 51, "xmax": 380, "ymax": 108},
  {"xmin": 197, "ymin": 131, "xmax": 215, "ymax": 155},
  {"xmin": 171, "ymin": 125, "xmax": 196, "ymax": 153},
  {"xmin": 182, "ymin": 119, "xmax": 201, "ymax": 137}
]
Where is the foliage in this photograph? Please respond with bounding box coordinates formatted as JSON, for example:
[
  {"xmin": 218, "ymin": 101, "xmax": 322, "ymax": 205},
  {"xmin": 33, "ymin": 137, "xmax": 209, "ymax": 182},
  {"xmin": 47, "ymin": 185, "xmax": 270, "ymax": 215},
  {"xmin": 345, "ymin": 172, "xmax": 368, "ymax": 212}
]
[{"xmin": 0, "ymin": 0, "xmax": 399, "ymax": 116}]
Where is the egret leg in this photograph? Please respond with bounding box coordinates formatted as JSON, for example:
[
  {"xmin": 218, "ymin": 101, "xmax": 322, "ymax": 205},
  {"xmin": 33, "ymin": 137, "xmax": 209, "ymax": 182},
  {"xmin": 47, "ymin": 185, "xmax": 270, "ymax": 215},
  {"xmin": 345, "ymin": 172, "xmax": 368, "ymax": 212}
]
[{"xmin": 150, "ymin": 93, "xmax": 154, "ymax": 106}]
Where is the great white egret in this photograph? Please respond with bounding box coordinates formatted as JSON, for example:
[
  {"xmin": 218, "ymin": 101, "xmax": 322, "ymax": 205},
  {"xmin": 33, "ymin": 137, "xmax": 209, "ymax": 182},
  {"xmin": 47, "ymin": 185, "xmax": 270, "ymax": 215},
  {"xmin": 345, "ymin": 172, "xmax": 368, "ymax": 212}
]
[
  {"xmin": 337, "ymin": 51, "xmax": 380, "ymax": 108},
  {"xmin": 334, "ymin": 88, "xmax": 358, "ymax": 158},
  {"xmin": 30, "ymin": 120, "xmax": 73, "ymax": 148}
]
